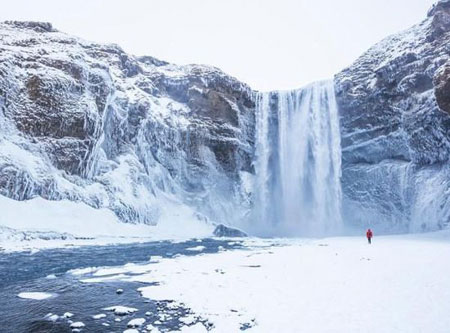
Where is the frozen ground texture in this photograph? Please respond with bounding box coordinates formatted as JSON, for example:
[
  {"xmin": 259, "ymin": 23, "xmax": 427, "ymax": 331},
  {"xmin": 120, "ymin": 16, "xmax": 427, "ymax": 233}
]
[{"xmin": 76, "ymin": 232, "xmax": 450, "ymax": 332}]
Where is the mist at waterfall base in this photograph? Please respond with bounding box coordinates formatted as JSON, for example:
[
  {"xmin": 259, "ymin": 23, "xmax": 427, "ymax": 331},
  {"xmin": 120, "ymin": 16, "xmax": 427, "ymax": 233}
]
[{"xmin": 248, "ymin": 80, "xmax": 343, "ymax": 238}]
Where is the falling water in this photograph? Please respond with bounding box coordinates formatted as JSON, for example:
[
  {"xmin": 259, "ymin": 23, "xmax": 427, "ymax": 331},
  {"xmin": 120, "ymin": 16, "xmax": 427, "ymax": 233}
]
[{"xmin": 252, "ymin": 80, "xmax": 343, "ymax": 237}]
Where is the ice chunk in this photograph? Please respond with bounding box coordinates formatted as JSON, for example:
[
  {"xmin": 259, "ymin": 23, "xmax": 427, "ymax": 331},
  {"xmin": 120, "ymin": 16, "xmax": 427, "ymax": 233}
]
[
  {"xmin": 104, "ymin": 305, "xmax": 138, "ymax": 315},
  {"xmin": 186, "ymin": 246, "xmax": 206, "ymax": 252},
  {"xmin": 44, "ymin": 313, "xmax": 59, "ymax": 322},
  {"xmin": 70, "ymin": 322, "xmax": 85, "ymax": 328},
  {"xmin": 127, "ymin": 318, "xmax": 146, "ymax": 327},
  {"xmin": 18, "ymin": 292, "xmax": 54, "ymax": 300},
  {"xmin": 92, "ymin": 313, "xmax": 106, "ymax": 319}
]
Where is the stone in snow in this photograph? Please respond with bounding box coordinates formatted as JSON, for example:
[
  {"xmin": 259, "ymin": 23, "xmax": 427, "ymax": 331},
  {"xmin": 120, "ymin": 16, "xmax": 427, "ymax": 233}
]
[
  {"xmin": 116, "ymin": 288, "xmax": 124, "ymax": 294},
  {"xmin": 213, "ymin": 224, "xmax": 247, "ymax": 238},
  {"xmin": 63, "ymin": 312, "xmax": 74, "ymax": 318}
]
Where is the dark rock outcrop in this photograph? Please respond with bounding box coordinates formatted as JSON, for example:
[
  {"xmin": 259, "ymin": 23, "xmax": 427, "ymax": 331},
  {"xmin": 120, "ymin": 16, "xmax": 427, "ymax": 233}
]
[
  {"xmin": 428, "ymin": 0, "xmax": 450, "ymax": 39},
  {"xmin": 213, "ymin": 224, "xmax": 247, "ymax": 237},
  {"xmin": 434, "ymin": 61, "xmax": 450, "ymax": 114}
]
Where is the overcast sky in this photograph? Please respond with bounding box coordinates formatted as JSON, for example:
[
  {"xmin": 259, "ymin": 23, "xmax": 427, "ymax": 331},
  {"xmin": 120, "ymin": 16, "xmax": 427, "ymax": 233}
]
[{"xmin": 1, "ymin": 0, "xmax": 436, "ymax": 91}]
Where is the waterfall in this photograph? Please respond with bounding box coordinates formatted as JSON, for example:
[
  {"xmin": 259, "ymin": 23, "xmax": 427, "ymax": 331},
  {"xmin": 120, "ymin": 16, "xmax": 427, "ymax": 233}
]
[{"xmin": 252, "ymin": 80, "xmax": 343, "ymax": 237}]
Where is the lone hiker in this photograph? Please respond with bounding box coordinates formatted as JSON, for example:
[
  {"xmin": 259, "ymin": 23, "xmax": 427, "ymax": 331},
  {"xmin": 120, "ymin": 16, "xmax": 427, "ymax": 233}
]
[{"xmin": 366, "ymin": 228, "xmax": 373, "ymax": 244}]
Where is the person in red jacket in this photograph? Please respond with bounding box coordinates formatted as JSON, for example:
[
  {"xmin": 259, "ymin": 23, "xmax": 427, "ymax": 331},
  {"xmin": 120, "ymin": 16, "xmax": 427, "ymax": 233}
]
[{"xmin": 366, "ymin": 229, "xmax": 373, "ymax": 244}]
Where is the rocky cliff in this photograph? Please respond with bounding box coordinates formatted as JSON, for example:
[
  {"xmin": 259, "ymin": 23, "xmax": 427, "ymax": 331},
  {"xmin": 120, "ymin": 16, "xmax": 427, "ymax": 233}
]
[
  {"xmin": 335, "ymin": 0, "xmax": 450, "ymax": 232},
  {"xmin": 1, "ymin": 1, "xmax": 450, "ymax": 236},
  {"xmin": 0, "ymin": 21, "xmax": 255, "ymax": 229}
]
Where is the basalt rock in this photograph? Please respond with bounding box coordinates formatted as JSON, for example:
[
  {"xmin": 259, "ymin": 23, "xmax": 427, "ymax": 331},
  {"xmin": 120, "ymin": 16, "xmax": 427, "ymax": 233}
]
[{"xmin": 213, "ymin": 224, "xmax": 247, "ymax": 237}]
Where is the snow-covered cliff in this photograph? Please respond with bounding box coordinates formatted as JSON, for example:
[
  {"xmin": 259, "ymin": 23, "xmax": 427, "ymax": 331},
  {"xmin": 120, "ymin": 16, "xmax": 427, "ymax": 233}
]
[
  {"xmin": 0, "ymin": 21, "xmax": 255, "ymax": 239},
  {"xmin": 1, "ymin": 0, "xmax": 450, "ymax": 240},
  {"xmin": 335, "ymin": 0, "xmax": 450, "ymax": 232}
]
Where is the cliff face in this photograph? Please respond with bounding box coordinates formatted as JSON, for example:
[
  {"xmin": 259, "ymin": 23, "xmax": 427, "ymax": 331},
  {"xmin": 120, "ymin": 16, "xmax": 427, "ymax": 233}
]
[
  {"xmin": 0, "ymin": 21, "xmax": 255, "ymax": 227},
  {"xmin": 335, "ymin": 0, "xmax": 450, "ymax": 232},
  {"xmin": 2, "ymin": 1, "xmax": 450, "ymax": 236}
]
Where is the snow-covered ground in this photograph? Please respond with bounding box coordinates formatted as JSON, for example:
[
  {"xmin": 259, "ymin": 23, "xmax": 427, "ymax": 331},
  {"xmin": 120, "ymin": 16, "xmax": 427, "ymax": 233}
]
[
  {"xmin": 74, "ymin": 232, "xmax": 450, "ymax": 332},
  {"xmin": 0, "ymin": 195, "xmax": 214, "ymax": 252}
]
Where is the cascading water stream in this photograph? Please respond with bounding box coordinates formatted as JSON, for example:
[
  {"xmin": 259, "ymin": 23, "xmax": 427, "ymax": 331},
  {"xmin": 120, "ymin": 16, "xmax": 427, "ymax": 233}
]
[{"xmin": 252, "ymin": 80, "xmax": 343, "ymax": 237}]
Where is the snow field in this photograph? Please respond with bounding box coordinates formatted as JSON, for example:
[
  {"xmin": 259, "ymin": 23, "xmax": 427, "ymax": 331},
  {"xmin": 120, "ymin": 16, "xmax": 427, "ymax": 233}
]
[{"xmin": 76, "ymin": 233, "xmax": 450, "ymax": 332}]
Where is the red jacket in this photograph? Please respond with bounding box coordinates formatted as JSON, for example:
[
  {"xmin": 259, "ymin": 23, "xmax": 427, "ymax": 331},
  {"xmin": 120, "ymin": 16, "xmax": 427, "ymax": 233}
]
[{"xmin": 366, "ymin": 230, "xmax": 373, "ymax": 238}]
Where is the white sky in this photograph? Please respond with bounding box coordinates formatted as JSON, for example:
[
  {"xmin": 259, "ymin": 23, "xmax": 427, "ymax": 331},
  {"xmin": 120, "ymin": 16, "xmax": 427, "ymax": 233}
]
[{"xmin": 1, "ymin": 0, "xmax": 436, "ymax": 91}]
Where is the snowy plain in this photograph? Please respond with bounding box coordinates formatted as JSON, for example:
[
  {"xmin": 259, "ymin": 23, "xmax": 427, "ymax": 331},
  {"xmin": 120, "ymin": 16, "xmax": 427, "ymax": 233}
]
[{"xmin": 69, "ymin": 231, "xmax": 450, "ymax": 333}]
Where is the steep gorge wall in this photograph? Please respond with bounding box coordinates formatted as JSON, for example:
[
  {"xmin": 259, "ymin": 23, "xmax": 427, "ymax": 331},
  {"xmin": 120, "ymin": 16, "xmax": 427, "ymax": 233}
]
[
  {"xmin": 2, "ymin": 1, "xmax": 450, "ymax": 235},
  {"xmin": 0, "ymin": 21, "xmax": 255, "ymax": 228},
  {"xmin": 335, "ymin": 0, "xmax": 450, "ymax": 232}
]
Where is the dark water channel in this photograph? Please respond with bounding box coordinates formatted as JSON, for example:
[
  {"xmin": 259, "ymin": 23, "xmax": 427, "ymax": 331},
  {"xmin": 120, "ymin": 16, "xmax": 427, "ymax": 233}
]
[{"xmin": 0, "ymin": 239, "xmax": 244, "ymax": 332}]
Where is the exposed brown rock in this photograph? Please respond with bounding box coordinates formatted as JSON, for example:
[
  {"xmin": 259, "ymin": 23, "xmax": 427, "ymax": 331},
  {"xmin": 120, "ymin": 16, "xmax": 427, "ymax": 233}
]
[{"xmin": 434, "ymin": 62, "xmax": 450, "ymax": 114}]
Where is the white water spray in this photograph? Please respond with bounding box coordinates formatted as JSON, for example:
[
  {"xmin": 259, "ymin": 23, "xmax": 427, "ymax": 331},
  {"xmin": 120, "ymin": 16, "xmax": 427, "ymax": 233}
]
[{"xmin": 252, "ymin": 80, "xmax": 343, "ymax": 236}]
